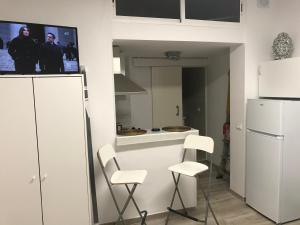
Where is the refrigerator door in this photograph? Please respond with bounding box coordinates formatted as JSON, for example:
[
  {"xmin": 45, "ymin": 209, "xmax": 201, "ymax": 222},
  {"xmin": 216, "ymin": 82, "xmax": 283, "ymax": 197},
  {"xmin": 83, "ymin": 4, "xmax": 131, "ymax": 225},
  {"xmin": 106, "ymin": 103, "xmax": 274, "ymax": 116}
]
[
  {"xmin": 247, "ymin": 99, "xmax": 284, "ymax": 135},
  {"xmin": 246, "ymin": 130, "xmax": 283, "ymax": 223}
]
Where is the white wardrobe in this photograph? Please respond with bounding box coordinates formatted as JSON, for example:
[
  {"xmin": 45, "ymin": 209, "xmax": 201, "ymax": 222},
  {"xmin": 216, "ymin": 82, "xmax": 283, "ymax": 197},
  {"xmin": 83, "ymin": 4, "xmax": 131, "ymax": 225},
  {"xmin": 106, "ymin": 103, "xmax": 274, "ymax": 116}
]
[{"xmin": 0, "ymin": 75, "xmax": 91, "ymax": 225}]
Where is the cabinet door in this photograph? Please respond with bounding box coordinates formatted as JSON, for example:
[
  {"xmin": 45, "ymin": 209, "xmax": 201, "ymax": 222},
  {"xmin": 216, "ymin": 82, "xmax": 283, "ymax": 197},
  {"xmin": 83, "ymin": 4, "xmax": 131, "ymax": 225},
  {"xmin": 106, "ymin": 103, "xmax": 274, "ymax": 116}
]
[
  {"xmin": 33, "ymin": 77, "xmax": 91, "ymax": 225},
  {"xmin": 152, "ymin": 66, "xmax": 183, "ymax": 127},
  {"xmin": 0, "ymin": 78, "xmax": 43, "ymax": 225}
]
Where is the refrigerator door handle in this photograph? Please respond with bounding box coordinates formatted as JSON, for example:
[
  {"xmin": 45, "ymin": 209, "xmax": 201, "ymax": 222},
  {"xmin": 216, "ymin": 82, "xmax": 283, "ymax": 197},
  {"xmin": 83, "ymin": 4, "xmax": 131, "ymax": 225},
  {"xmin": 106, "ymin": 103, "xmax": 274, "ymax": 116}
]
[{"xmin": 247, "ymin": 129, "xmax": 284, "ymax": 140}]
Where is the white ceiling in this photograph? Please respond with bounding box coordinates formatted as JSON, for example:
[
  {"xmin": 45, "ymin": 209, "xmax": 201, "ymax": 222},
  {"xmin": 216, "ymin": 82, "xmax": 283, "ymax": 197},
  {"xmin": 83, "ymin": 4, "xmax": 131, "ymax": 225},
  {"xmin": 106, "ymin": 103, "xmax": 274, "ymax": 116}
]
[{"xmin": 113, "ymin": 40, "xmax": 237, "ymax": 58}]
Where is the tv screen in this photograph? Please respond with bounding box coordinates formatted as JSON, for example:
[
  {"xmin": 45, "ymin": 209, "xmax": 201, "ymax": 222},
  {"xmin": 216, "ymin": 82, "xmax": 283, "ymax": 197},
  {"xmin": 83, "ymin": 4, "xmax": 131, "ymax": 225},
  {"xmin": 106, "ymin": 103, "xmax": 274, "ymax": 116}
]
[{"xmin": 0, "ymin": 20, "xmax": 80, "ymax": 74}]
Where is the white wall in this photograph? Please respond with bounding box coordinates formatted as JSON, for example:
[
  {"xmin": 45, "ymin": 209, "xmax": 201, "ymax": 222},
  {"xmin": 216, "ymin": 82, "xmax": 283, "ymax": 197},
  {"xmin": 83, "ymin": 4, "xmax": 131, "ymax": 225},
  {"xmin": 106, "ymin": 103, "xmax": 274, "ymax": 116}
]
[
  {"xmin": 229, "ymin": 0, "xmax": 277, "ymax": 197},
  {"xmin": 206, "ymin": 50, "xmax": 230, "ymax": 165},
  {"xmin": 230, "ymin": 44, "xmax": 246, "ymax": 196},
  {"xmin": 244, "ymin": 0, "xmax": 276, "ymax": 100},
  {"xmin": 113, "ymin": 18, "xmax": 244, "ymax": 44},
  {"xmin": 115, "ymin": 95, "xmax": 132, "ymax": 127},
  {"xmin": 273, "ymin": 0, "xmax": 300, "ymax": 57}
]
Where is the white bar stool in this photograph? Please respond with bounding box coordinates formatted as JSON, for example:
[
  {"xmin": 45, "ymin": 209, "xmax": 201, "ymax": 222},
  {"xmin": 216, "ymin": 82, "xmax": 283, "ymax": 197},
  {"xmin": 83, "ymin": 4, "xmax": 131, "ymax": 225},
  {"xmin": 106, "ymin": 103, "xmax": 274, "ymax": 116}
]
[
  {"xmin": 165, "ymin": 134, "xmax": 219, "ymax": 225},
  {"xmin": 97, "ymin": 144, "xmax": 148, "ymax": 225}
]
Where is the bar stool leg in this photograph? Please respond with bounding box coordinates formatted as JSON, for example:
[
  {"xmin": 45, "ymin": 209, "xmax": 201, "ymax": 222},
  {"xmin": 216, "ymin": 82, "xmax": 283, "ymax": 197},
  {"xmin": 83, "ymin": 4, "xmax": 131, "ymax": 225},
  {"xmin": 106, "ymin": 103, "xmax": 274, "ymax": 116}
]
[
  {"xmin": 165, "ymin": 174, "xmax": 181, "ymax": 225},
  {"xmin": 200, "ymin": 189, "xmax": 219, "ymax": 225},
  {"xmin": 203, "ymin": 160, "xmax": 219, "ymax": 225},
  {"xmin": 171, "ymin": 172, "xmax": 188, "ymax": 213},
  {"xmin": 100, "ymin": 161, "xmax": 126, "ymax": 225},
  {"xmin": 124, "ymin": 184, "xmax": 147, "ymax": 225},
  {"xmin": 109, "ymin": 189, "xmax": 126, "ymax": 225},
  {"xmin": 125, "ymin": 184, "xmax": 146, "ymax": 225},
  {"xmin": 115, "ymin": 184, "xmax": 137, "ymax": 224},
  {"xmin": 114, "ymin": 158, "xmax": 147, "ymax": 224}
]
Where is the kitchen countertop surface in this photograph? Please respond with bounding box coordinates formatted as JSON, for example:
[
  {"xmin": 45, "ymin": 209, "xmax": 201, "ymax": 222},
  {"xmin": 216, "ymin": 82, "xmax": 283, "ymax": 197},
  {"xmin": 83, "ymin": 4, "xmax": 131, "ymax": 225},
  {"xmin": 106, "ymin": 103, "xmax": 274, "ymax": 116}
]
[{"xmin": 116, "ymin": 128, "xmax": 199, "ymax": 146}]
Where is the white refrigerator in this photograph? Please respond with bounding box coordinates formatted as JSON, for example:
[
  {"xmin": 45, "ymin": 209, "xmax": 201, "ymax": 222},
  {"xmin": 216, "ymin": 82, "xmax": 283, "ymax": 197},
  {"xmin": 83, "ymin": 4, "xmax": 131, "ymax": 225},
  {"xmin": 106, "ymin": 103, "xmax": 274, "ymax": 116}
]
[{"xmin": 246, "ymin": 99, "xmax": 300, "ymax": 224}]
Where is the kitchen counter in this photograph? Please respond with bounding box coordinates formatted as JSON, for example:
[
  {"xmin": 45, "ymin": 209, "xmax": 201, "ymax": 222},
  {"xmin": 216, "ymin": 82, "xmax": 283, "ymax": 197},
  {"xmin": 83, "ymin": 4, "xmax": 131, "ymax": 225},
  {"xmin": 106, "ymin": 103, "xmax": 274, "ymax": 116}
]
[{"xmin": 116, "ymin": 128, "xmax": 199, "ymax": 146}]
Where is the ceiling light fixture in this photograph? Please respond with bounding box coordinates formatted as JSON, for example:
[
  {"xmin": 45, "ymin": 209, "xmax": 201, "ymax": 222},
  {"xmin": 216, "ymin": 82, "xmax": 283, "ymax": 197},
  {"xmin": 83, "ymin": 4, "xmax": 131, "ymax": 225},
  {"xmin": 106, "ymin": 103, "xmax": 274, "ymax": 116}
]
[{"xmin": 165, "ymin": 51, "xmax": 181, "ymax": 60}]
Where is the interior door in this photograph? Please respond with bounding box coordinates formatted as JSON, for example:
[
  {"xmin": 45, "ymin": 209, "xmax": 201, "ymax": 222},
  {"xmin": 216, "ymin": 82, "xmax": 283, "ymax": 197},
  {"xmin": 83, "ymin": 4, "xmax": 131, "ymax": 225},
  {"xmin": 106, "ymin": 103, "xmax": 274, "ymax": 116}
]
[
  {"xmin": 0, "ymin": 78, "xmax": 43, "ymax": 225},
  {"xmin": 152, "ymin": 66, "xmax": 183, "ymax": 127},
  {"xmin": 33, "ymin": 76, "xmax": 91, "ymax": 225}
]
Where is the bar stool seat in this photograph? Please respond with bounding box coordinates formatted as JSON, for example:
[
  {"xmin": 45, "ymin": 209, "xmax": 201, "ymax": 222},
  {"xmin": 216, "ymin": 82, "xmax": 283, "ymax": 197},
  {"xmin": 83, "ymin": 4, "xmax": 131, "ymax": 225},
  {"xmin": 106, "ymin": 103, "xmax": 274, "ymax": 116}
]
[
  {"xmin": 168, "ymin": 161, "xmax": 208, "ymax": 177},
  {"xmin": 111, "ymin": 170, "xmax": 147, "ymax": 185}
]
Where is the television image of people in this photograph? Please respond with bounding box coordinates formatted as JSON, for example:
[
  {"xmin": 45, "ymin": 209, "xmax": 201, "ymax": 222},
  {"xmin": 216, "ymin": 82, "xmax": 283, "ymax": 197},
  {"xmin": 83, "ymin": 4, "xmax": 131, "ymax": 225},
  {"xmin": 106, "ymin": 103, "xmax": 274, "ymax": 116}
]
[{"xmin": 0, "ymin": 21, "xmax": 80, "ymax": 74}]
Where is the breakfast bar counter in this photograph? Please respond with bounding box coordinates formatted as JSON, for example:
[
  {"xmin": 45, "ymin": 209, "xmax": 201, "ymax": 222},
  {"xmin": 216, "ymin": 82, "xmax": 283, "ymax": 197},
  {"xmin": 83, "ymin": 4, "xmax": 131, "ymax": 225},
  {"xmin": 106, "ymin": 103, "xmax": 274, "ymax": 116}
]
[{"xmin": 116, "ymin": 128, "xmax": 199, "ymax": 146}]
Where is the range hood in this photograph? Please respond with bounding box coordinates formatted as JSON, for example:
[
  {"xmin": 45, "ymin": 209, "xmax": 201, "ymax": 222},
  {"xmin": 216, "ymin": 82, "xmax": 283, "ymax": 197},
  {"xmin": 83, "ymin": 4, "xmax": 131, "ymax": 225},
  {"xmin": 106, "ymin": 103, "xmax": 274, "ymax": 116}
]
[
  {"xmin": 114, "ymin": 73, "xmax": 146, "ymax": 95},
  {"xmin": 113, "ymin": 46, "xmax": 146, "ymax": 95}
]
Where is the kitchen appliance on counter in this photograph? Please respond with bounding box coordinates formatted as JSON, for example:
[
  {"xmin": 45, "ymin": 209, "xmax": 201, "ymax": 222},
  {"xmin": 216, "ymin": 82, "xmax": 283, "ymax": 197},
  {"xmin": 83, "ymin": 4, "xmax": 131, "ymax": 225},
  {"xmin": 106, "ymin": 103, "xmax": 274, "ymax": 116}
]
[
  {"xmin": 162, "ymin": 126, "xmax": 191, "ymax": 132},
  {"xmin": 246, "ymin": 99, "xmax": 300, "ymax": 224},
  {"xmin": 117, "ymin": 126, "xmax": 192, "ymax": 136},
  {"xmin": 117, "ymin": 127, "xmax": 147, "ymax": 136}
]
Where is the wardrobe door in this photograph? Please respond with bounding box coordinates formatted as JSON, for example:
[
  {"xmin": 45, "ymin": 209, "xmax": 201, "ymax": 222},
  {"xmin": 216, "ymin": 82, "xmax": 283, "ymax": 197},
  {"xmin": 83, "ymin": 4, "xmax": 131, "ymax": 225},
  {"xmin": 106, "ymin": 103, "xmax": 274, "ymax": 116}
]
[
  {"xmin": 33, "ymin": 76, "xmax": 91, "ymax": 225},
  {"xmin": 0, "ymin": 78, "xmax": 43, "ymax": 225}
]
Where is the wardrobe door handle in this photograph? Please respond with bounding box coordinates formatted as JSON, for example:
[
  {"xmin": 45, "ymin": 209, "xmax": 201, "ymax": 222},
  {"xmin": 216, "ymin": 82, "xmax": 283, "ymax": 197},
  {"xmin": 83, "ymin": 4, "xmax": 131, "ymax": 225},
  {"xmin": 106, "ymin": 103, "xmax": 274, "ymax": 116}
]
[
  {"xmin": 41, "ymin": 174, "xmax": 48, "ymax": 182},
  {"xmin": 176, "ymin": 105, "xmax": 179, "ymax": 116},
  {"xmin": 29, "ymin": 175, "xmax": 36, "ymax": 183}
]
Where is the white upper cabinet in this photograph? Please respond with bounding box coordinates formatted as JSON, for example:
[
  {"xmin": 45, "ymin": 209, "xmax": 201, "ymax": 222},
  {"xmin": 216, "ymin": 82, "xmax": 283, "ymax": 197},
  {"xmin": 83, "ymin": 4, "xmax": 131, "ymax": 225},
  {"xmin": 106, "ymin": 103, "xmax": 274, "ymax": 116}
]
[{"xmin": 259, "ymin": 57, "xmax": 300, "ymax": 98}]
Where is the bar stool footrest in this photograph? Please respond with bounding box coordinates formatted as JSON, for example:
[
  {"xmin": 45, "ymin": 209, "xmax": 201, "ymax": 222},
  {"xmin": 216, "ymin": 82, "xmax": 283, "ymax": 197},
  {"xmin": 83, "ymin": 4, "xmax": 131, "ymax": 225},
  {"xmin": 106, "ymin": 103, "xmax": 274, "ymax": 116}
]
[
  {"xmin": 167, "ymin": 207, "xmax": 205, "ymax": 223},
  {"xmin": 141, "ymin": 210, "xmax": 148, "ymax": 225}
]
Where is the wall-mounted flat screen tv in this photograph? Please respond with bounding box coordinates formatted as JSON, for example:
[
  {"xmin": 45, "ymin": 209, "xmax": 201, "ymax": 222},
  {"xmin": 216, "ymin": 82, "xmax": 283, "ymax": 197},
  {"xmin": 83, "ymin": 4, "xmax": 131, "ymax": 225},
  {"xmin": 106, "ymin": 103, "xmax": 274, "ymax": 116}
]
[{"xmin": 0, "ymin": 20, "xmax": 80, "ymax": 74}]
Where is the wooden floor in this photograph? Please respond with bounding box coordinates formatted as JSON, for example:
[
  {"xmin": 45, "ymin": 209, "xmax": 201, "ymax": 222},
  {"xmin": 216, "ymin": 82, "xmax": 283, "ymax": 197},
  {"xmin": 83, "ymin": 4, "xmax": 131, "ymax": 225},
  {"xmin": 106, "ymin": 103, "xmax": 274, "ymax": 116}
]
[{"xmin": 126, "ymin": 171, "xmax": 300, "ymax": 225}]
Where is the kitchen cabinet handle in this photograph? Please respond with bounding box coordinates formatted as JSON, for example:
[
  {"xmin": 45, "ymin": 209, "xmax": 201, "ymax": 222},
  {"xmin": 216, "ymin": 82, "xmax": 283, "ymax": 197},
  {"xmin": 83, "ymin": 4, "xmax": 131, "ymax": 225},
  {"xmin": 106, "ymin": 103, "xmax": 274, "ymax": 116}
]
[
  {"xmin": 176, "ymin": 105, "xmax": 179, "ymax": 116},
  {"xmin": 41, "ymin": 174, "xmax": 48, "ymax": 181}
]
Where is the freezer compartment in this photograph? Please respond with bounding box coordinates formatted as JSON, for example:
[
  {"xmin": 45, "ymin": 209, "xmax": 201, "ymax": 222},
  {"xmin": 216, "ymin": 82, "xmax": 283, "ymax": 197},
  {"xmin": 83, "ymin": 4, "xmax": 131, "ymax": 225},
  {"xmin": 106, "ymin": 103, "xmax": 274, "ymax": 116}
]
[
  {"xmin": 246, "ymin": 130, "xmax": 282, "ymax": 223},
  {"xmin": 247, "ymin": 99, "xmax": 284, "ymax": 135}
]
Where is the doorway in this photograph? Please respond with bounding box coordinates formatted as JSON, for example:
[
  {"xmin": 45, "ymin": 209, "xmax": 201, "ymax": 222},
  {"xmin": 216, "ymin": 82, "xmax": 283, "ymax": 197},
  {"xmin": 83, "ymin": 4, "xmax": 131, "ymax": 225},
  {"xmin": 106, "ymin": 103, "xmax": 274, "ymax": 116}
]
[
  {"xmin": 182, "ymin": 67, "xmax": 206, "ymax": 135},
  {"xmin": 182, "ymin": 67, "xmax": 206, "ymax": 161}
]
